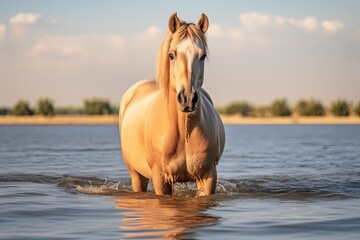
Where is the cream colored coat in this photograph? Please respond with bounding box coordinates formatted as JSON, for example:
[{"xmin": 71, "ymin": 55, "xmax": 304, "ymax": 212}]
[{"xmin": 119, "ymin": 13, "xmax": 225, "ymax": 195}]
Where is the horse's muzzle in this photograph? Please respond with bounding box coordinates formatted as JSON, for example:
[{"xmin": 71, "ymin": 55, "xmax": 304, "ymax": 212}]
[{"xmin": 177, "ymin": 90, "xmax": 198, "ymax": 113}]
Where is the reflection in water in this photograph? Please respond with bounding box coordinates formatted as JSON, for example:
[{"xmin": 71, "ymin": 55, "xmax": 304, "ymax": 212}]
[{"xmin": 114, "ymin": 193, "xmax": 221, "ymax": 239}]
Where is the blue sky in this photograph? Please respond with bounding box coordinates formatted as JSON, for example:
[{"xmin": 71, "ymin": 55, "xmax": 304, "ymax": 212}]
[{"xmin": 1, "ymin": 1, "xmax": 359, "ymax": 106}]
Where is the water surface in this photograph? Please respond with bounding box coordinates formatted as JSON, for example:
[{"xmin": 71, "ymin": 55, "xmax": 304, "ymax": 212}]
[{"xmin": 1, "ymin": 125, "xmax": 360, "ymax": 239}]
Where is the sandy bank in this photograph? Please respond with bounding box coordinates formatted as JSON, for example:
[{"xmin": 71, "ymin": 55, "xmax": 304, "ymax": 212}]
[{"xmin": 1, "ymin": 115, "xmax": 360, "ymax": 125}]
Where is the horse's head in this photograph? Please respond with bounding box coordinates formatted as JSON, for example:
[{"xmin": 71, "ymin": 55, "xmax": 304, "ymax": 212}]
[{"xmin": 163, "ymin": 13, "xmax": 209, "ymax": 113}]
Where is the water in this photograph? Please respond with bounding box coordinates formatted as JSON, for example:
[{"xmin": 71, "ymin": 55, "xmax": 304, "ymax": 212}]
[{"xmin": 1, "ymin": 125, "xmax": 360, "ymax": 239}]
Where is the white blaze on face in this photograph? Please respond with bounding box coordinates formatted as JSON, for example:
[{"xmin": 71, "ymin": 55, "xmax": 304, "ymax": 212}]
[
  {"xmin": 174, "ymin": 38, "xmax": 206, "ymax": 93},
  {"xmin": 176, "ymin": 38, "xmax": 204, "ymax": 73}
]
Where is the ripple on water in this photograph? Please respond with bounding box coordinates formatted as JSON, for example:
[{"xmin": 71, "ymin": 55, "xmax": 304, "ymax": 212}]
[{"xmin": 1, "ymin": 173, "xmax": 358, "ymax": 200}]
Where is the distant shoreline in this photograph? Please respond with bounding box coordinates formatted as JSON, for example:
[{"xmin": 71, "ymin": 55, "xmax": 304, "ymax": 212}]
[
  {"xmin": 220, "ymin": 115, "xmax": 360, "ymax": 125},
  {"xmin": 1, "ymin": 115, "xmax": 360, "ymax": 125},
  {"xmin": 0, "ymin": 115, "xmax": 118, "ymax": 125}
]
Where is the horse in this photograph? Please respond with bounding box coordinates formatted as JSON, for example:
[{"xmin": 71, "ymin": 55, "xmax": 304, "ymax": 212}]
[{"xmin": 119, "ymin": 13, "xmax": 225, "ymax": 195}]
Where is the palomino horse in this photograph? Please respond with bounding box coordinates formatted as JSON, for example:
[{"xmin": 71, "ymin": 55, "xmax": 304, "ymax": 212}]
[{"xmin": 119, "ymin": 13, "xmax": 225, "ymax": 195}]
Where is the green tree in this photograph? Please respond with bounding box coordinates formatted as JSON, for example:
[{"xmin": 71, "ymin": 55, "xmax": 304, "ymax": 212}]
[
  {"xmin": 218, "ymin": 101, "xmax": 253, "ymax": 116},
  {"xmin": 83, "ymin": 97, "xmax": 112, "ymax": 115},
  {"xmin": 270, "ymin": 98, "xmax": 292, "ymax": 116},
  {"xmin": 353, "ymin": 101, "xmax": 360, "ymax": 116},
  {"xmin": 330, "ymin": 99, "xmax": 350, "ymax": 116},
  {"xmin": 215, "ymin": 106, "xmax": 223, "ymax": 114},
  {"xmin": 55, "ymin": 106, "xmax": 84, "ymax": 115},
  {"xmin": 110, "ymin": 105, "xmax": 119, "ymax": 115},
  {"xmin": 0, "ymin": 108, "xmax": 10, "ymax": 115},
  {"xmin": 295, "ymin": 99, "xmax": 308, "ymax": 116},
  {"xmin": 308, "ymin": 99, "xmax": 325, "ymax": 116},
  {"xmin": 13, "ymin": 99, "xmax": 34, "ymax": 115},
  {"xmin": 37, "ymin": 98, "xmax": 55, "ymax": 116},
  {"xmin": 295, "ymin": 99, "xmax": 325, "ymax": 116},
  {"xmin": 254, "ymin": 105, "xmax": 270, "ymax": 117}
]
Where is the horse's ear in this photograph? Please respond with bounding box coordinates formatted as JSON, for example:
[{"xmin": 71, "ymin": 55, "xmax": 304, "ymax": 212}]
[
  {"xmin": 169, "ymin": 12, "xmax": 181, "ymax": 33},
  {"xmin": 197, "ymin": 13, "xmax": 209, "ymax": 33}
]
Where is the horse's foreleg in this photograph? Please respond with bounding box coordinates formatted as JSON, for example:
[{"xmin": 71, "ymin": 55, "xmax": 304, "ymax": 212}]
[
  {"xmin": 152, "ymin": 168, "xmax": 172, "ymax": 195},
  {"xmin": 196, "ymin": 165, "xmax": 217, "ymax": 196},
  {"xmin": 129, "ymin": 170, "xmax": 149, "ymax": 192}
]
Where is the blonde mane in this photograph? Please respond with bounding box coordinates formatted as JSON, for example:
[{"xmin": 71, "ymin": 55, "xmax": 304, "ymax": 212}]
[{"xmin": 156, "ymin": 22, "xmax": 208, "ymax": 98}]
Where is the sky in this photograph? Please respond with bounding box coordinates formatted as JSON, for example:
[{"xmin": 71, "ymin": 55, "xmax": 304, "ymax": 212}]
[{"xmin": 0, "ymin": 0, "xmax": 359, "ymax": 107}]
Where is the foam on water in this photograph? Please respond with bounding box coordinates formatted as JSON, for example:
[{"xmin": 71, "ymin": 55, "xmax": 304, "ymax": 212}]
[{"xmin": 1, "ymin": 173, "xmax": 358, "ymax": 200}]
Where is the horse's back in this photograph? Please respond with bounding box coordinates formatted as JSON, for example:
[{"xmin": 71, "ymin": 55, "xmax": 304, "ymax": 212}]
[{"xmin": 119, "ymin": 79, "xmax": 156, "ymax": 125}]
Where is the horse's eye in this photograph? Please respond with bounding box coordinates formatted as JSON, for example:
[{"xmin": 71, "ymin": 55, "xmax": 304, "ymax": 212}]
[
  {"xmin": 200, "ymin": 54, "xmax": 207, "ymax": 61},
  {"xmin": 169, "ymin": 53, "xmax": 175, "ymax": 60}
]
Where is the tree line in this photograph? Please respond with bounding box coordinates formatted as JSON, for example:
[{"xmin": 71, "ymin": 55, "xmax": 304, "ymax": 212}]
[
  {"xmin": 0, "ymin": 97, "xmax": 119, "ymax": 116},
  {"xmin": 217, "ymin": 98, "xmax": 360, "ymax": 117},
  {"xmin": 1, "ymin": 97, "xmax": 360, "ymax": 117}
]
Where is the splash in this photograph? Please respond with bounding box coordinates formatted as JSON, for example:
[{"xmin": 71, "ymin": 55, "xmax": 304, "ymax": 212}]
[{"xmin": 0, "ymin": 173, "xmax": 358, "ymax": 200}]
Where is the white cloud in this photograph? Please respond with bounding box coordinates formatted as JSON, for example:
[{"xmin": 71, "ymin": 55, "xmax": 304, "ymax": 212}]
[
  {"xmin": 135, "ymin": 26, "xmax": 162, "ymax": 41},
  {"xmin": 321, "ymin": 20, "xmax": 345, "ymax": 33},
  {"xmin": 208, "ymin": 12, "xmax": 345, "ymax": 51},
  {"xmin": 207, "ymin": 23, "xmax": 265, "ymax": 50},
  {"xmin": 0, "ymin": 24, "xmax": 6, "ymax": 39},
  {"xmin": 9, "ymin": 13, "xmax": 42, "ymax": 26},
  {"xmin": 145, "ymin": 26, "xmax": 161, "ymax": 35},
  {"xmin": 208, "ymin": 24, "xmax": 224, "ymax": 38},
  {"xmin": 288, "ymin": 17, "xmax": 318, "ymax": 31},
  {"xmin": 207, "ymin": 12, "xmax": 346, "ymax": 54},
  {"xmin": 238, "ymin": 12, "xmax": 344, "ymax": 33},
  {"xmin": 30, "ymin": 35, "xmax": 124, "ymax": 58},
  {"xmin": 240, "ymin": 12, "xmax": 277, "ymax": 29},
  {"xmin": 8, "ymin": 13, "xmax": 56, "ymax": 38},
  {"xmin": 208, "ymin": 24, "xmax": 244, "ymax": 41},
  {"xmin": 226, "ymin": 27, "xmax": 243, "ymax": 41},
  {"xmin": 31, "ymin": 41, "xmax": 87, "ymax": 57},
  {"xmin": 29, "ymin": 26, "xmax": 161, "ymax": 59}
]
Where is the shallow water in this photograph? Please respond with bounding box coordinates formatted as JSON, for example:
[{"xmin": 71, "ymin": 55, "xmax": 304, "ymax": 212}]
[{"xmin": 1, "ymin": 125, "xmax": 360, "ymax": 239}]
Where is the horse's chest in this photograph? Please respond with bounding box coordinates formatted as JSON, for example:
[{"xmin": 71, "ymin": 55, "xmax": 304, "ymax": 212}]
[
  {"xmin": 163, "ymin": 128, "xmax": 210, "ymax": 157},
  {"xmin": 164, "ymin": 130, "xmax": 213, "ymax": 179}
]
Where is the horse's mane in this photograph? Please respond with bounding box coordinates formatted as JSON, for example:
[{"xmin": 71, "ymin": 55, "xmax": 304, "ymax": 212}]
[{"xmin": 156, "ymin": 22, "xmax": 208, "ymax": 98}]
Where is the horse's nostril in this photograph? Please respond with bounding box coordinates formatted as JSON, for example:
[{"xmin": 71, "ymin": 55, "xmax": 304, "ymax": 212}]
[
  {"xmin": 177, "ymin": 91, "xmax": 186, "ymax": 105},
  {"xmin": 192, "ymin": 92, "xmax": 198, "ymax": 105}
]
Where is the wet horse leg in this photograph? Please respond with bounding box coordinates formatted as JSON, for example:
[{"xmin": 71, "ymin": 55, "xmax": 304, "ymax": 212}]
[
  {"xmin": 196, "ymin": 165, "xmax": 217, "ymax": 196},
  {"xmin": 152, "ymin": 168, "xmax": 172, "ymax": 195},
  {"xmin": 129, "ymin": 169, "xmax": 149, "ymax": 192}
]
